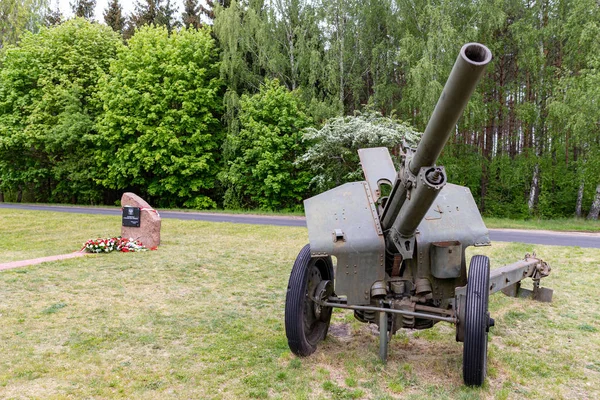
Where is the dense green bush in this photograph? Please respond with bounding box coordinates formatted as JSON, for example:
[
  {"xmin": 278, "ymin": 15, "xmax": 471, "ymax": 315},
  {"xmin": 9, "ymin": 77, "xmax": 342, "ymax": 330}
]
[
  {"xmin": 438, "ymin": 144, "xmax": 484, "ymax": 204},
  {"xmin": 0, "ymin": 18, "xmax": 122, "ymax": 203},
  {"xmin": 483, "ymin": 155, "xmax": 532, "ymax": 219},
  {"xmin": 96, "ymin": 26, "xmax": 223, "ymax": 208},
  {"xmin": 221, "ymin": 79, "xmax": 313, "ymax": 210}
]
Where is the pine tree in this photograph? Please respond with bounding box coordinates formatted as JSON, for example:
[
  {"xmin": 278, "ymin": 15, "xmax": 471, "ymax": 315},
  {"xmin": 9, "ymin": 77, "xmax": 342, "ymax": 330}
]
[
  {"xmin": 45, "ymin": 1, "xmax": 63, "ymax": 26},
  {"xmin": 131, "ymin": 0, "xmax": 160, "ymax": 27},
  {"xmin": 156, "ymin": 0, "xmax": 179, "ymax": 33},
  {"xmin": 199, "ymin": 0, "xmax": 230, "ymax": 21},
  {"xmin": 70, "ymin": 0, "xmax": 96, "ymax": 20},
  {"xmin": 182, "ymin": 0, "xmax": 200, "ymax": 29},
  {"xmin": 104, "ymin": 0, "xmax": 124, "ymax": 34},
  {"xmin": 131, "ymin": 0, "xmax": 179, "ymax": 33},
  {"xmin": 122, "ymin": 17, "xmax": 136, "ymax": 40}
]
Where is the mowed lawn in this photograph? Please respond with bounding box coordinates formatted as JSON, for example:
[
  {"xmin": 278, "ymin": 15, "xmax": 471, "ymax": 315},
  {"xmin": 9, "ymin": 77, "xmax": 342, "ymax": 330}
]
[{"xmin": 0, "ymin": 209, "xmax": 599, "ymax": 399}]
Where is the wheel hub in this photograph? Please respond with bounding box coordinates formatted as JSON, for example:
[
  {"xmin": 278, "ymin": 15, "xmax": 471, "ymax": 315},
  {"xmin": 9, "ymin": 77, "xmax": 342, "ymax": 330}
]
[{"xmin": 313, "ymin": 279, "xmax": 333, "ymax": 321}]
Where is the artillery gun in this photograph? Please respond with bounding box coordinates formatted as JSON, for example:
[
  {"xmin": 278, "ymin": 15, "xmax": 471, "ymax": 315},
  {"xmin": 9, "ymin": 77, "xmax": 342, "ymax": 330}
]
[{"xmin": 284, "ymin": 43, "xmax": 552, "ymax": 386}]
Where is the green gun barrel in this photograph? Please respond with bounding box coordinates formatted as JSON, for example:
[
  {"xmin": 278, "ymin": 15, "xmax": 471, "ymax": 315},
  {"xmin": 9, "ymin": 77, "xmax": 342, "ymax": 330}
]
[
  {"xmin": 384, "ymin": 43, "xmax": 492, "ymax": 252},
  {"xmin": 409, "ymin": 43, "xmax": 492, "ymax": 175}
]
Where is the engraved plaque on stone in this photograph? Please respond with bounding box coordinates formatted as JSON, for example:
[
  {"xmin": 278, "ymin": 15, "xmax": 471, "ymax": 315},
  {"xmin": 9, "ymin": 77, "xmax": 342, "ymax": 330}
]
[{"xmin": 122, "ymin": 206, "xmax": 141, "ymax": 227}]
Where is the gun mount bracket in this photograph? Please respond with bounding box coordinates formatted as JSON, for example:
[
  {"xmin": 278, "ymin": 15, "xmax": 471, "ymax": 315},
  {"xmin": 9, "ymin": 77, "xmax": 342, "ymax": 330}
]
[
  {"xmin": 390, "ymin": 230, "xmax": 416, "ymax": 260},
  {"xmin": 332, "ymin": 229, "xmax": 345, "ymax": 243}
]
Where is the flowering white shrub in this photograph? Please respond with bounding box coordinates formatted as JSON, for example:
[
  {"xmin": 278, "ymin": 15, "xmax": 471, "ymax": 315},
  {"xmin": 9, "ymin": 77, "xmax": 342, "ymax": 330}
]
[{"xmin": 297, "ymin": 110, "xmax": 421, "ymax": 193}]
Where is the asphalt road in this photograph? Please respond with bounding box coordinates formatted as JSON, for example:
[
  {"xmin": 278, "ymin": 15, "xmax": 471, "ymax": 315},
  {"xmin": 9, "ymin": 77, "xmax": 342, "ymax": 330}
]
[{"xmin": 2, "ymin": 203, "xmax": 599, "ymax": 249}]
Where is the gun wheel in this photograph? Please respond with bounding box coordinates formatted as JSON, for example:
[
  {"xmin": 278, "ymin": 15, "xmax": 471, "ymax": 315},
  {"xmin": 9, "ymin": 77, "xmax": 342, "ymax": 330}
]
[
  {"xmin": 285, "ymin": 244, "xmax": 334, "ymax": 357},
  {"xmin": 463, "ymin": 255, "xmax": 491, "ymax": 387}
]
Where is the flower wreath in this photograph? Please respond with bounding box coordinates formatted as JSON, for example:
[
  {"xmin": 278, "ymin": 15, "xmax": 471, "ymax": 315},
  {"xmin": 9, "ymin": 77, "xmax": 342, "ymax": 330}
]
[{"xmin": 81, "ymin": 237, "xmax": 148, "ymax": 253}]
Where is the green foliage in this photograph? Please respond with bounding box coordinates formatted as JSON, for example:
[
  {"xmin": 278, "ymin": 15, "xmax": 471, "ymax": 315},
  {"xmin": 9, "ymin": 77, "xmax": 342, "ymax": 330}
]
[
  {"xmin": 1, "ymin": 0, "xmax": 599, "ymax": 217},
  {"xmin": 213, "ymin": 1, "xmax": 264, "ymax": 94},
  {"xmin": 221, "ymin": 79, "xmax": 312, "ymax": 210},
  {"xmin": 0, "ymin": 0, "xmax": 47, "ymax": 48},
  {"xmin": 536, "ymin": 153, "xmax": 579, "ymax": 218},
  {"xmin": 0, "ymin": 18, "xmax": 122, "ymax": 202},
  {"xmin": 214, "ymin": 0, "xmax": 338, "ymax": 130},
  {"xmin": 212, "ymin": 0, "xmax": 600, "ymax": 218},
  {"xmin": 483, "ymin": 154, "xmax": 533, "ymax": 219},
  {"xmin": 96, "ymin": 26, "xmax": 223, "ymax": 208},
  {"xmin": 299, "ymin": 110, "xmax": 420, "ymax": 193},
  {"xmin": 438, "ymin": 144, "xmax": 484, "ymax": 202},
  {"xmin": 44, "ymin": 3, "xmax": 63, "ymax": 26}
]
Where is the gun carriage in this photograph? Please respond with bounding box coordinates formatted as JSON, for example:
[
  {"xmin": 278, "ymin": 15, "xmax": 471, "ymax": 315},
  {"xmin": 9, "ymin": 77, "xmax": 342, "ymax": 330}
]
[{"xmin": 284, "ymin": 43, "xmax": 552, "ymax": 386}]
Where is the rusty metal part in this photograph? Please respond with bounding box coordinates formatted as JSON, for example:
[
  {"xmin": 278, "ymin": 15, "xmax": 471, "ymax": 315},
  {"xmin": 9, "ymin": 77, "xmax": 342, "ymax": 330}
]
[
  {"xmin": 457, "ymin": 255, "xmax": 553, "ymax": 343},
  {"xmin": 313, "ymin": 280, "xmax": 334, "ymax": 321},
  {"xmin": 390, "ymin": 280, "xmax": 405, "ymax": 295},
  {"xmin": 532, "ymin": 284, "xmax": 553, "ymax": 302},
  {"xmin": 415, "ymin": 304, "xmax": 455, "ymax": 316},
  {"xmin": 501, "ymin": 280, "xmax": 553, "ymax": 303},
  {"xmin": 391, "ymin": 254, "xmax": 403, "ymax": 277},
  {"xmin": 415, "ymin": 278, "xmax": 432, "ymax": 295},
  {"xmin": 392, "ymin": 298, "xmax": 416, "ymax": 330}
]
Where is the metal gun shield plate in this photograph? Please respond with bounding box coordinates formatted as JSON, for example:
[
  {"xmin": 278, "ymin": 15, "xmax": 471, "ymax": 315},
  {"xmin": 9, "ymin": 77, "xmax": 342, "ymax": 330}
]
[
  {"xmin": 418, "ymin": 183, "xmax": 490, "ymax": 249},
  {"xmin": 304, "ymin": 182, "xmax": 385, "ymax": 305},
  {"xmin": 358, "ymin": 147, "xmax": 397, "ymax": 203}
]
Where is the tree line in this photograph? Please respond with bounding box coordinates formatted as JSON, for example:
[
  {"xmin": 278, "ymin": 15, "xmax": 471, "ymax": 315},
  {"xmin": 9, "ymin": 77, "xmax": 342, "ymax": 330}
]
[{"xmin": 0, "ymin": 0, "xmax": 599, "ymax": 219}]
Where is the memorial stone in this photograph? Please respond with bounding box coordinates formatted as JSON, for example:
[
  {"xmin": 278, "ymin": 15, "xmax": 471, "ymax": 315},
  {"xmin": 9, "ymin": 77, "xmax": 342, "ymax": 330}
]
[{"xmin": 120, "ymin": 192, "xmax": 161, "ymax": 249}]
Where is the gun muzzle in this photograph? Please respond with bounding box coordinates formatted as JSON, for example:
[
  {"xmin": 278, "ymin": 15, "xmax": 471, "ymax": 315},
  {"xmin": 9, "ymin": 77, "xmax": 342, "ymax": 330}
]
[{"xmin": 409, "ymin": 43, "xmax": 492, "ymax": 175}]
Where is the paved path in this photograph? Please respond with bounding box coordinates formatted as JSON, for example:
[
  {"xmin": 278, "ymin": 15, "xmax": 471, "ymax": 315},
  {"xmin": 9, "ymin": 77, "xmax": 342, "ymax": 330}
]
[
  {"xmin": 2, "ymin": 203, "xmax": 599, "ymax": 249},
  {"xmin": 0, "ymin": 252, "xmax": 88, "ymax": 271}
]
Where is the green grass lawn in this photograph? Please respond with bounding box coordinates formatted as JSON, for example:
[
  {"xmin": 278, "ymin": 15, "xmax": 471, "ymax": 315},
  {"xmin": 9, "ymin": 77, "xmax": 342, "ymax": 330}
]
[{"xmin": 0, "ymin": 208, "xmax": 599, "ymax": 399}]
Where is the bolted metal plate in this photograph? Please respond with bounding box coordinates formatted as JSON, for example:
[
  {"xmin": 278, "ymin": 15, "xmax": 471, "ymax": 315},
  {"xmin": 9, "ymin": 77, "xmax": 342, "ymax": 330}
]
[
  {"xmin": 418, "ymin": 183, "xmax": 490, "ymax": 248},
  {"xmin": 305, "ymin": 182, "xmax": 385, "ymax": 305}
]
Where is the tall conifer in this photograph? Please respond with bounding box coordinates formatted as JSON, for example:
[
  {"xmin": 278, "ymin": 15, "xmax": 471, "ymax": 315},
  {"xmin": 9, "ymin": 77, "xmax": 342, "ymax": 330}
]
[
  {"xmin": 182, "ymin": 0, "xmax": 200, "ymax": 29},
  {"xmin": 70, "ymin": 0, "xmax": 96, "ymax": 20},
  {"xmin": 104, "ymin": 0, "xmax": 124, "ymax": 34},
  {"xmin": 156, "ymin": 0, "xmax": 178, "ymax": 33},
  {"xmin": 45, "ymin": 1, "xmax": 63, "ymax": 26},
  {"xmin": 131, "ymin": 0, "xmax": 159, "ymax": 26},
  {"xmin": 131, "ymin": 0, "xmax": 178, "ymax": 32},
  {"xmin": 199, "ymin": 0, "xmax": 230, "ymax": 21}
]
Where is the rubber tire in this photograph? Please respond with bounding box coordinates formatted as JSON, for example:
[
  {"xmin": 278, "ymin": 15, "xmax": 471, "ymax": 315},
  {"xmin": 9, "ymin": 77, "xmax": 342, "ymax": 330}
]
[
  {"xmin": 285, "ymin": 244, "xmax": 334, "ymax": 357},
  {"xmin": 463, "ymin": 255, "xmax": 491, "ymax": 387}
]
